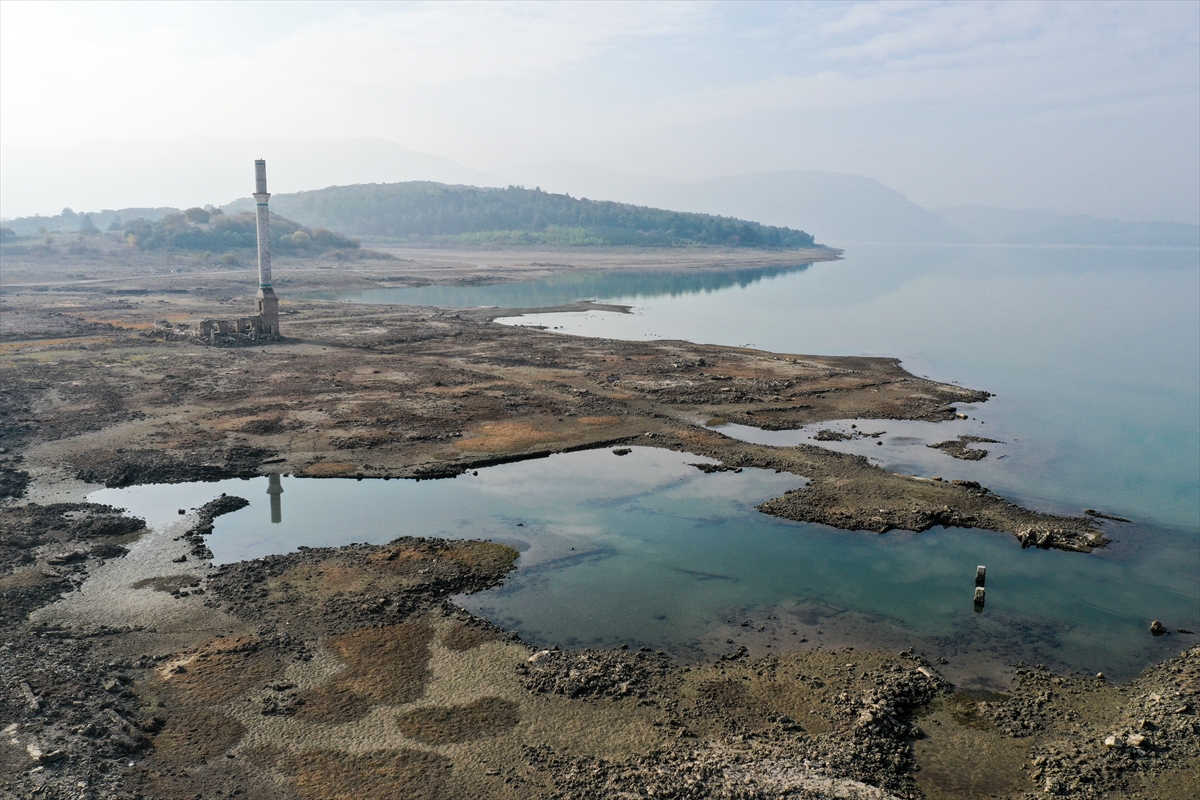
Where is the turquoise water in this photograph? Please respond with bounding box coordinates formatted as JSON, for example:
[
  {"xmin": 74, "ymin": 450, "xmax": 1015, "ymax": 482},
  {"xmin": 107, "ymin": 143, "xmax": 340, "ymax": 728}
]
[
  {"xmin": 91, "ymin": 243, "xmax": 1199, "ymax": 684},
  {"xmin": 498, "ymin": 244, "xmax": 1200, "ymax": 531},
  {"xmin": 91, "ymin": 447, "xmax": 1197, "ymax": 685}
]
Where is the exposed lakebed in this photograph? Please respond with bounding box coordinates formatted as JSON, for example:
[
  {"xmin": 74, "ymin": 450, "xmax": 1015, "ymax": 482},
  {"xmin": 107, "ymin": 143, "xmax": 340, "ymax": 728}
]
[
  {"xmin": 101, "ymin": 242, "xmax": 1200, "ymax": 686},
  {"xmin": 91, "ymin": 445, "xmax": 1196, "ymax": 687}
]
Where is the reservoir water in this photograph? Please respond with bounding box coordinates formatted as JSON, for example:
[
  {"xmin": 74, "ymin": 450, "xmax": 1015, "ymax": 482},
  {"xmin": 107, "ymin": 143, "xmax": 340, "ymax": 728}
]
[{"xmin": 91, "ymin": 243, "xmax": 1199, "ymax": 686}]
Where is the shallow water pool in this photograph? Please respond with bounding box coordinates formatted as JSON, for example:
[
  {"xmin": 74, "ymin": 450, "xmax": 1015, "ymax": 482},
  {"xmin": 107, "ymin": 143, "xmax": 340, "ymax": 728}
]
[{"xmin": 90, "ymin": 446, "xmax": 1198, "ymax": 686}]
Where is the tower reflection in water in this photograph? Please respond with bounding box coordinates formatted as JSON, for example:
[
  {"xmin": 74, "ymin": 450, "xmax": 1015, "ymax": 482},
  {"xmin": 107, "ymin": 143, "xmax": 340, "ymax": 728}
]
[{"xmin": 267, "ymin": 474, "xmax": 283, "ymax": 524}]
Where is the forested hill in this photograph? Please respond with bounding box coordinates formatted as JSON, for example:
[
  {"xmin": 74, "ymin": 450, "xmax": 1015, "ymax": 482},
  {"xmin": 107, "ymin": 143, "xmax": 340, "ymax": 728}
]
[{"xmin": 245, "ymin": 182, "xmax": 824, "ymax": 248}]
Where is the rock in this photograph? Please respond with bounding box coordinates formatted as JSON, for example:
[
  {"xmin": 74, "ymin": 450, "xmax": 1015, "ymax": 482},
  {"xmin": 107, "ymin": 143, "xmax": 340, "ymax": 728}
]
[
  {"xmin": 47, "ymin": 550, "xmax": 88, "ymax": 565},
  {"xmin": 1127, "ymin": 733, "xmax": 1148, "ymax": 748},
  {"xmin": 612, "ymin": 448, "xmax": 632, "ymax": 456},
  {"xmin": 19, "ymin": 681, "xmax": 39, "ymax": 711},
  {"xmin": 1150, "ymin": 620, "xmax": 1167, "ymax": 636},
  {"xmin": 1104, "ymin": 735, "xmax": 1121, "ymax": 748},
  {"xmin": 37, "ymin": 749, "xmax": 65, "ymax": 764}
]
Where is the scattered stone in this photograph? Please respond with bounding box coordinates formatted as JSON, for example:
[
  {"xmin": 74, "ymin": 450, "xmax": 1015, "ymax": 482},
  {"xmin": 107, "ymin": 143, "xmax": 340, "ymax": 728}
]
[
  {"xmin": 518, "ymin": 648, "xmax": 670, "ymax": 699},
  {"xmin": 1150, "ymin": 620, "xmax": 1167, "ymax": 636}
]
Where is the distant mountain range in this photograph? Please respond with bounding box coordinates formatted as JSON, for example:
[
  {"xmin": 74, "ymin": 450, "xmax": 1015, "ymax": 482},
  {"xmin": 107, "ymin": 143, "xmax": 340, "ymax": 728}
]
[
  {"xmin": 503, "ymin": 165, "xmax": 971, "ymax": 245},
  {"xmin": 933, "ymin": 205, "xmax": 1200, "ymax": 247},
  {"xmin": 505, "ymin": 164, "xmax": 1199, "ymax": 248},
  {"xmin": 3, "ymin": 138, "xmax": 1196, "ymax": 248}
]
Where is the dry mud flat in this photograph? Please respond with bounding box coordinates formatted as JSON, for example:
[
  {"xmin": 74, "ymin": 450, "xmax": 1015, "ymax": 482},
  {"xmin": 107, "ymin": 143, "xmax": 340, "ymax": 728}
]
[
  {"xmin": 2, "ymin": 245, "xmax": 1195, "ymax": 798},
  {"xmin": 1, "ymin": 247, "xmax": 1103, "ymax": 550}
]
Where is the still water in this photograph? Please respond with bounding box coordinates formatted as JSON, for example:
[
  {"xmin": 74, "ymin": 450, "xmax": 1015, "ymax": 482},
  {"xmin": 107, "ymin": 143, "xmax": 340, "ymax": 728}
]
[
  {"xmin": 302, "ymin": 262, "xmax": 814, "ymax": 309},
  {"xmin": 92, "ymin": 243, "xmax": 1199, "ymax": 684},
  {"xmin": 499, "ymin": 244, "xmax": 1200, "ymax": 531}
]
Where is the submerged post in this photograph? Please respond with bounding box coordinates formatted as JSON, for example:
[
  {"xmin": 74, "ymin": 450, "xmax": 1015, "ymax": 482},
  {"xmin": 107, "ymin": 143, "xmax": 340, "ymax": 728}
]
[
  {"xmin": 253, "ymin": 159, "xmax": 279, "ymax": 335},
  {"xmin": 975, "ymin": 565, "xmax": 986, "ymax": 587},
  {"xmin": 973, "ymin": 586, "xmax": 986, "ymax": 612}
]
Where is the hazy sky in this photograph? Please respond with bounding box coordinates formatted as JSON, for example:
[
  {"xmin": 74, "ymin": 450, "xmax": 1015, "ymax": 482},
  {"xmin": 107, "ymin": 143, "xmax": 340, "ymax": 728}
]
[{"xmin": 2, "ymin": 0, "xmax": 1198, "ymax": 222}]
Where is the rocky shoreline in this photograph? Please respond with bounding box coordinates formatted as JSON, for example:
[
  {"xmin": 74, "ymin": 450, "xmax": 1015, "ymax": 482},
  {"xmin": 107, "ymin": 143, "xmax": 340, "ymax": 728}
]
[
  {"xmin": 2, "ymin": 501, "xmax": 1195, "ymax": 798},
  {"xmin": 2, "ymin": 244, "xmax": 1195, "ymax": 797}
]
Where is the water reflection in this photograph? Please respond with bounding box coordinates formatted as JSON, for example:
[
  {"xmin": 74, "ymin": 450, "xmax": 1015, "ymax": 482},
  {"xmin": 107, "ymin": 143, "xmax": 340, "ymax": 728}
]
[
  {"xmin": 303, "ymin": 262, "xmax": 815, "ymax": 309},
  {"xmin": 268, "ymin": 473, "xmax": 283, "ymax": 524}
]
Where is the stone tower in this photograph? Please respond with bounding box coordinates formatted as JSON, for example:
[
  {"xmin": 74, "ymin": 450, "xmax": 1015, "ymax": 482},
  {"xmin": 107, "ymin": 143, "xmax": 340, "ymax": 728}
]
[{"xmin": 253, "ymin": 159, "xmax": 280, "ymax": 335}]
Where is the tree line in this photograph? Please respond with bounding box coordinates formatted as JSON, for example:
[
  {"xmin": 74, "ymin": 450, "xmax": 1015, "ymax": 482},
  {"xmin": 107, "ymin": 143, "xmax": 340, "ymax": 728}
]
[
  {"xmin": 270, "ymin": 183, "xmax": 820, "ymax": 248},
  {"xmin": 121, "ymin": 208, "xmax": 359, "ymax": 253}
]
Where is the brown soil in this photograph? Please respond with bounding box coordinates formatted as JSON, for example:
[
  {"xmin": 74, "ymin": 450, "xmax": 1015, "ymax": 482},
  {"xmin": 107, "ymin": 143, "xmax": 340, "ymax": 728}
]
[
  {"xmin": 283, "ymin": 747, "xmax": 456, "ymax": 800},
  {"xmin": 396, "ymin": 696, "xmax": 521, "ymax": 744},
  {"xmin": 294, "ymin": 622, "xmax": 436, "ymax": 723},
  {"xmin": 441, "ymin": 620, "xmax": 505, "ymax": 652},
  {"xmin": 1, "ymin": 241, "xmax": 1185, "ymax": 799}
]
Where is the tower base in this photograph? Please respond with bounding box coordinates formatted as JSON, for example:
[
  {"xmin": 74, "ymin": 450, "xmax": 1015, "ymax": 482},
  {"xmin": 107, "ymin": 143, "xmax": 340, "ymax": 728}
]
[{"xmin": 256, "ymin": 287, "xmax": 280, "ymax": 335}]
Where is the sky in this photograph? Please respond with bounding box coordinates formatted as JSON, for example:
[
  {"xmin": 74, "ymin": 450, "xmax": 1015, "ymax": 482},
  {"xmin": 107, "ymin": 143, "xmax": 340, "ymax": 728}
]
[{"xmin": 1, "ymin": 0, "xmax": 1198, "ymax": 222}]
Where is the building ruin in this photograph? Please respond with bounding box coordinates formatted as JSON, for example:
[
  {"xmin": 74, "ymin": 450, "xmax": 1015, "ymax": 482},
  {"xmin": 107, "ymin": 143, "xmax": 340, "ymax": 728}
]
[{"xmin": 193, "ymin": 159, "xmax": 280, "ymax": 342}]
